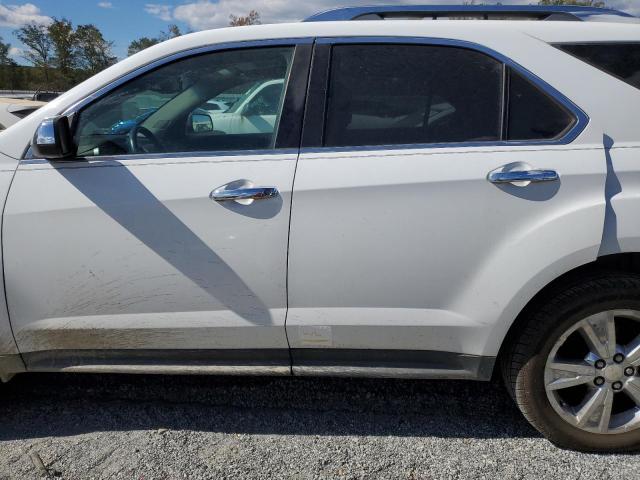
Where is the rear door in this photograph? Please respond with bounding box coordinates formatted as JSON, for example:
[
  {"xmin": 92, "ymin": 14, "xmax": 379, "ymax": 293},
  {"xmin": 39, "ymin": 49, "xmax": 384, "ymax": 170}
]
[
  {"xmin": 287, "ymin": 39, "xmax": 605, "ymax": 377},
  {"xmin": 4, "ymin": 41, "xmax": 311, "ymax": 372}
]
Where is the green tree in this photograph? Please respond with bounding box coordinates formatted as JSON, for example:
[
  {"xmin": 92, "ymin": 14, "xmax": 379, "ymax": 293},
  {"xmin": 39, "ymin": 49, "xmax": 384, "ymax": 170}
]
[
  {"xmin": 128, "ymin": 25, "xmax": 182, "ymax": 56},
  {"xmin": 48, "ymin": 18, "xmax": 77, "ymax": 88},
  {"xmin": 159, "ymin": 24, "xmax": 182, "ymax": 41},
  {"xmin": 0, "ymin": 36, "xmax": 15, "ymax": 66},
  {"xmin": 0, "ymin": 36, "xmax": 21, "ymax": 91},
  {"xmin": 13, "ymin": 21, "xmax": 116, "ymax": 90},
  {"xmin": 229, "ymin": 10, "xmax": 261, "ymax": 26},
  {"xmin": 15, "ymin": 23, "xmax": 53, "ymax": 85},
  {"xmin": 75, "ymin": 24, "xmax": 116, "ymax": 76},
  {"xmin": 127, "ymin": 37, "xmax": 157, "ymax": 56},
  {"xmin": 538, "ymin": 0, "xmax": 606, "ymax": 6}
]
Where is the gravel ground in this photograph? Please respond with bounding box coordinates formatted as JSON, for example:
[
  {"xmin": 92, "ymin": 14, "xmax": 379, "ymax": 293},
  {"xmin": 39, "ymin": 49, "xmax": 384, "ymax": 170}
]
[{"xmin": 0, "ymin": 373, "xmax": 638, "ymax": 479}]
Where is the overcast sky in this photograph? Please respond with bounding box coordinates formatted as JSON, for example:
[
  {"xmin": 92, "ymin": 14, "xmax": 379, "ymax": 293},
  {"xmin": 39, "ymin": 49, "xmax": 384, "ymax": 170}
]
[{"xmin": 1, "ymin": 0, "xmax": 639, "ymax": 61}]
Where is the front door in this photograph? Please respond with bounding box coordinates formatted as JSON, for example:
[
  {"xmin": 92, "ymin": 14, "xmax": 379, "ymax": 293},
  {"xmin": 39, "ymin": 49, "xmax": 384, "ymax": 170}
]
[{"xmin": 4, "ymin": 41, "xmax": 310, "ymax": 372}]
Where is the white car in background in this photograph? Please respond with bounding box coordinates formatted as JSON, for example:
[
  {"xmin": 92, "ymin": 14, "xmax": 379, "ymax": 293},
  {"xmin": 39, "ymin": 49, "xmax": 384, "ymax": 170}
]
[
  {"xmin": 1, "ymin": 4, "xmax": 640, "ymax": 453},
  {"xmin": 192, "ymin": 80, "xmax": 284, "ymax": 135},
  {"xmin": 200, "ymin": 99, "xmax": 229, "ymax": 114},
  {"xmin": 0, "ymin": 98, "xmax": 45, "ymax": 130}
]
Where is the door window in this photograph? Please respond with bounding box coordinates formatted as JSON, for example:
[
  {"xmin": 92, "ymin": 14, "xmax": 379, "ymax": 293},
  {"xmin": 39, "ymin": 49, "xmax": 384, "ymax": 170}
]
[
  {"xmin": 323, "ymin": 44, "xmax": 577, "ymax": 148},
  {"xmin": 74, "ymin": 46, "xmax": 294, "ymax": 157},
  {"xmin": 324, "ymin": 44, "xmax": 503, "ymax": 148}
]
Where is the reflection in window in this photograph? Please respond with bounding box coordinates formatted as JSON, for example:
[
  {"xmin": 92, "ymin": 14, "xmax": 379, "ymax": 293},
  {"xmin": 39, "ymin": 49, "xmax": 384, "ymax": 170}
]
[{"xmin": 74, "ymin": 46, "xmax": 294, "ymax": 157}]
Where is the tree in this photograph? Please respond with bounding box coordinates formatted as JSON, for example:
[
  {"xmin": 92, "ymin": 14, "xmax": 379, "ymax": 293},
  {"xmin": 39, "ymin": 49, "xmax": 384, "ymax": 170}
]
[
  {"xmin": 128, "ymin": 25, "xmax": 182, "ymax": 56},
  {"xmin": 159, "ymin": 24, "xmax": 182, "ymax": 41},
  {"xmin": 229, "ymin": 10, "xmax": 261, "ymax": 26},
  {"xmin": 0, "ymin": 36, "xmax": 20, "ymax": 91},
  {"xmin": 48, "ymin": 18, "xmax": 76, "ymax": 76},
  {"xmin": 15, "ymin": 23, "xmax": 53, "ymax": 84},
  {"xmin": 0, "ymin": 36, "xmax": 15, "ymax": 66},
  {"xmin": 538, "ymin": 0, "xmax": 606, "ymax": 6},
  {"xmin": 12, "ymin": 21, "xmax": 116, "ymax": 90},
  {"xmin": 75, "ymin": 24, "xmax": 116, "ymax": 76},
  {"xmin": 127, "ymin": 37, "xmax": 158, "ymax": 56}
]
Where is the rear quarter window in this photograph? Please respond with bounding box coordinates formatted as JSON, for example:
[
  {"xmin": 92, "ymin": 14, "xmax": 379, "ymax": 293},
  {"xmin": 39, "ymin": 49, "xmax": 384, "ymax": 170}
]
[
  {"xmin": 507, "ymin": 68, "xmax": 576, "ymax": 141},
  {"xmin": 556, "ymin": 43, "xmax": 640, "ymax": 90}
]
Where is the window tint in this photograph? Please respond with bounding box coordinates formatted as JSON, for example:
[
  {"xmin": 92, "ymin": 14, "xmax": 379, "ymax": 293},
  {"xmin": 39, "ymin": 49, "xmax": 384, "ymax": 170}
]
[
  {"xmin": 322, "ymin": 44, "xmax": 578, "ymax": 148},
  {"xmin": 324, "ymin": 44, "xmax": 503, "ymax": 148},
  {"xmin": 507, "ymin": 68, "xmax": 575, "ymax": 141},
  {"xmin": 557, "ymin": 43, "xmax": 640, "ymax": 90},
  {"xmin": 74, "ymin": 47, "xmax": 294, "ymax": 157}
]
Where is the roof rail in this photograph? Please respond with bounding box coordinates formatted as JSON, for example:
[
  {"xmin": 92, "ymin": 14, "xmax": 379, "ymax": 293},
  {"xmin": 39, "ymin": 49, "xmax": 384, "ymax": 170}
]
[{"xmin": 304, "ymin": 5, "xmax": 635, "ymax": 23}]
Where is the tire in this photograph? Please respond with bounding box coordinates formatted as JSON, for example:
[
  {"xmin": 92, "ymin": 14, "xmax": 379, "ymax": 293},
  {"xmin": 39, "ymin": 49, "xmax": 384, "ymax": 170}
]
[{"xmin": 502, "ymin": 273, "xmax": 640, "ymax": 452}]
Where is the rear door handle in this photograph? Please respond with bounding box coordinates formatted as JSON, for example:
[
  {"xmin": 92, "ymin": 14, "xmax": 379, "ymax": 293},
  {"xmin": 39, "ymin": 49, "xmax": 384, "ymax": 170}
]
[
  {"xmin": 487, "ymin": 169, "xmax": 559, "ymax": 185},
  {"xmin": 210, "ymin": 186, "xmax": 279, "ymax": 202}
]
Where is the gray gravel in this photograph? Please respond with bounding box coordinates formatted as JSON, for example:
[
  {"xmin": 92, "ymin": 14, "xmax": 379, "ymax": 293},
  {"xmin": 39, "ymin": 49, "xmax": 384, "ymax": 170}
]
[{"xmin": 0, "ymin": 373, "xmax": 638, "ymax": 479}]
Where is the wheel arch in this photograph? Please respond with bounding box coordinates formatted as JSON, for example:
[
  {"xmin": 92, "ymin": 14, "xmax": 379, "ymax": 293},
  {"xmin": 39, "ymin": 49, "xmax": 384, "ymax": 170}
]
[{"xmin": 493, "ymin": 252, "xmax": 640, "ymax": 379}]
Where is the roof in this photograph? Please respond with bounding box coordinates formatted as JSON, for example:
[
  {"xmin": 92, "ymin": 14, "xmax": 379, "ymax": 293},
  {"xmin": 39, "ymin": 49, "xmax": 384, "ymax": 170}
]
[{"xmin": 304, "ymin": 5, "xmax": 636, "ymax": 23}]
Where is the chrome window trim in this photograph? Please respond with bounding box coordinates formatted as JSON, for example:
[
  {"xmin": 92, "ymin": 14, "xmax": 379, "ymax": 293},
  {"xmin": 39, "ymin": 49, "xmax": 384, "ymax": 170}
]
[
  {"xmin": 20, "ymin": 148, "xmax": 300, "ymax": 166},
  {"xmin": 61, "ymin": 37, "xmax": 314, "ymax": 118},
  {"xmin": 45, "ymin": 38, "xmax": 313, "ymax": 163},
  {"xmin": 309, "ymin": 36, "xmax": 589, "ymax": 154}
]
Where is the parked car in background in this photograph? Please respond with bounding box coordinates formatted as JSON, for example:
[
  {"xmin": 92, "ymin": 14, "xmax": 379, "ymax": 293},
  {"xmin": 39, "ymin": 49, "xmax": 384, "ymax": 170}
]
[
  {"xmin": 201, "ymin": 100, "xmax": 229, "ymax": 114},
  {"xmin": 1, "ymin": 4, "xmax": 640, "ymax": 453},
  {"xmin": 208, "ymin": 79, "xmax": 284, "ymax": 134},
  {"xmin": 186, "ymin": 80, "xmax": 284, "ymax": 136},
  {"xmin": 0, "ymin": 98, "xmax": 46, "ymax": 130},
  {"xmin": 32, "ymin": 91, "xmax": 61, "ymax": 102}
]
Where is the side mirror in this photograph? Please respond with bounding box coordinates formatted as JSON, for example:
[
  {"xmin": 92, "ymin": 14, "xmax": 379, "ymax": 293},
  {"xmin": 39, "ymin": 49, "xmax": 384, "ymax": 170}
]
[
  {"xmin": 191, "ymin": 113, "xmax": 213, "ymax": 133},
  {"xmin": 32, "ymin": 116, "xmax": 74, "ymax": 159}
]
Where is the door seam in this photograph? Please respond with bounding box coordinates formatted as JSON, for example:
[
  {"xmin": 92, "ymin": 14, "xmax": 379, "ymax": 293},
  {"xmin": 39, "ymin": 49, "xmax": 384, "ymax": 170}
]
[
  {"xmin": 283, "ymin": 39, "xmax": 317, "ymax": 375},
  {"xmin": 0, "ymin": 162, "xmax": 26, "ymax": 368}
]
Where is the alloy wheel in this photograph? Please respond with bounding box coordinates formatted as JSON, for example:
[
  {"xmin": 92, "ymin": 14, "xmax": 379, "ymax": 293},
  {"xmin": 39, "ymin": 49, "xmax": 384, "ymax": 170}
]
[{"xmin": 544, "ymin": 310, "xmax": 640, "ymax": 434}]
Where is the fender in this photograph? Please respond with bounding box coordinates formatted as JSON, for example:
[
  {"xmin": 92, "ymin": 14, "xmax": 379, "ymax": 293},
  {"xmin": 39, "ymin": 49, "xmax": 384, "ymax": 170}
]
[
  {"xmin": 473, "ymin": 136, "xmax": 640, "ymax": 360},
  {"xmin": 0, "ymin": 150, "xmax": 24, "ymax": 381}
]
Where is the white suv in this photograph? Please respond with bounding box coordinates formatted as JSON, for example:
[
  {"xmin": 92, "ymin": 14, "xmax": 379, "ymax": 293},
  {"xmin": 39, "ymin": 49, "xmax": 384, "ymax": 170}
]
[{"xmin": 0, "ymin": 4, "xmax": 639, "ymax": 452}]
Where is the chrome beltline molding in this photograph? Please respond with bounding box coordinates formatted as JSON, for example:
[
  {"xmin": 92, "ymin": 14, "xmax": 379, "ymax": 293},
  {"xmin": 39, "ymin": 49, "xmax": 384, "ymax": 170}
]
[{"xmin": 20, "ymin": 148, "xmax": 300, "ymax": 166}]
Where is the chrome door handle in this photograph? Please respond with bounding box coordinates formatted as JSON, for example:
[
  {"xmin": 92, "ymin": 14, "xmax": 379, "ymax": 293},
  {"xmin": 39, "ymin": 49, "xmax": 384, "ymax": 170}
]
[
  {"xmin": 210, "ymin": 186, "xmax": 279, "ymax": 202},
  {"xmin": 487, "ymin": 169, "xmax": 559, "ymax": 184}
]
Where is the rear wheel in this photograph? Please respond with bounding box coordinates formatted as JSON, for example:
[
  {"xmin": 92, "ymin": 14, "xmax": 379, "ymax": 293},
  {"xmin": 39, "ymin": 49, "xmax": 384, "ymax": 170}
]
[{"xmin": 503, "ymin": 274, "xmax": 640, "ymax": 452}]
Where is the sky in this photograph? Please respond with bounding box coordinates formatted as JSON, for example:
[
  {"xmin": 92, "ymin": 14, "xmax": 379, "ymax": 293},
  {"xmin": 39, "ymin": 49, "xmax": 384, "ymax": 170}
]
[{"xmin": 1, "ymin": 0, "xmax": 639, "ymax": 62}]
